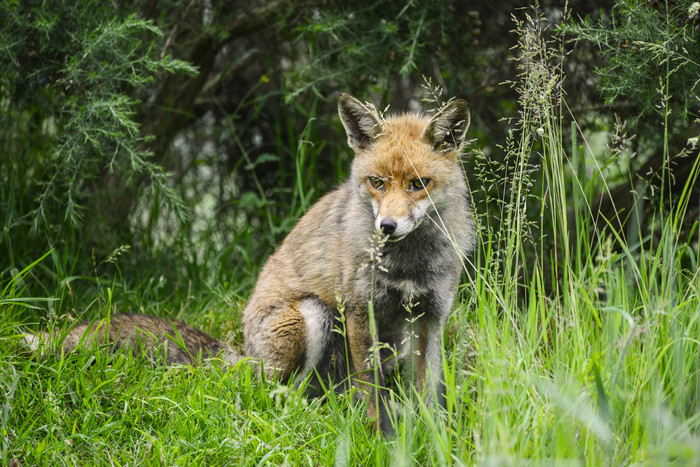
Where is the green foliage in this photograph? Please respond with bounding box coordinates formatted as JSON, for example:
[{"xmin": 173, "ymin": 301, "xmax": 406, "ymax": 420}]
[
  {"xmin": 566, "ymin": 0, "xmax": 700, "ymax": 121},
  {"xmin": 0, "ymin": 0, "xmax": 193, "ymax": 264},
  {"xmin": 289, "ymin": 0, "xmax": 481, "ymax": 98}
]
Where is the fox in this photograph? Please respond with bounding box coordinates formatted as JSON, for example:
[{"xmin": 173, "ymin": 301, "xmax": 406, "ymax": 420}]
[
  {"xmin": 23, "ymin": 93, "xmax": 475, "ymax": 436},
  {"xmin": 242, "ymin": 94, "xmax": 474, "ymax": 434}
]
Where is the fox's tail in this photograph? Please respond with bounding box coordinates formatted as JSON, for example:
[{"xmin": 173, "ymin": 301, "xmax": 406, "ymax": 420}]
[
  {"xmin": 21, "ymin": 313, "xmax": 246, "ymax": 367},
  {"xmin": 22, "ymin": 331, "xmax": 47, "ymax": 353}
]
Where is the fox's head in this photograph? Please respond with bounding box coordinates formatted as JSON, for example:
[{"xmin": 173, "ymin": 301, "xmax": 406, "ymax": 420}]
[{"xmin": 338, "ymin": 93, "xmax": 470, "ymax": 241}]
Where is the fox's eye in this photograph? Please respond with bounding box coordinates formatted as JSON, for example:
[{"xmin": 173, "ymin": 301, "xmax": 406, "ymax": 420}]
[
  {"xmin": 410, "ymin": 178, "xmax": 430, "ymax": 190},
  {"xmin": 368, "ymin": 176, "xmax": 385, "ymax": 190}
]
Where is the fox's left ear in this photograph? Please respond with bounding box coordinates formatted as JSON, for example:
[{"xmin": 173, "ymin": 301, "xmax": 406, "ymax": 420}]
[{"xmin": 423, "ymin": 99, "xmax": 470, "ymax": 153}]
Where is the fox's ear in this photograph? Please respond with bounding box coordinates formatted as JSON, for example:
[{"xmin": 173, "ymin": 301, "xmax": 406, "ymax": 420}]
[
  {"xmin": 423, "ymin": 99, "xmax": 470, "ymax": 153},
  {"xmin": 338, "ymin": 93, "xmax": 383, "ymax": 151}
]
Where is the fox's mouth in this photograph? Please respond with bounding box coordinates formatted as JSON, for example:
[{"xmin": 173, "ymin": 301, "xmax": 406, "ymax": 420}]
[
  {"xmin": 387, "ymin": 233, "xmax": 408, "ymax": 242},
  {"xmin": 376, "ymin": 216, "xmax": 424, "ymax": 242}
]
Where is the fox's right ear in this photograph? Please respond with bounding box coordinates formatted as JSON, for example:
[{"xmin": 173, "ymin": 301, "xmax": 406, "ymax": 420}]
[{"xmin": 338, "ymin": 93, "xmax": 383, "ymax": 151}]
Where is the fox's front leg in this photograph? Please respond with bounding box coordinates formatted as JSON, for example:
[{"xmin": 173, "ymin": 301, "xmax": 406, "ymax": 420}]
[
  {"xmin": 415, "ymin": 318, "xmax": 447, "ymax": 408},
  {"xmin": 346, "ymin": 310, "xmax": 394, "ymax": 436}
]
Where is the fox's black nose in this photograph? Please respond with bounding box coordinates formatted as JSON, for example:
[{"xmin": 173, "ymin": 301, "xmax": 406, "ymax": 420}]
[{"xmin": 379, "ymin": 219, "xmax": 397, "ymax": 235}]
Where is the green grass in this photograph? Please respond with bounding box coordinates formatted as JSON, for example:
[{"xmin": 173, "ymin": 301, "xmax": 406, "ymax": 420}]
[{"xmin": 2, "ymin": 213, "xmax": 700, "ymax": 465}]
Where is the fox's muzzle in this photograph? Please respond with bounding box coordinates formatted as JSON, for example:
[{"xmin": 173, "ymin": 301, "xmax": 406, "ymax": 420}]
[{"xmin": 375, "ymin": 215, "xmax": 415, "ymax": 241}]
